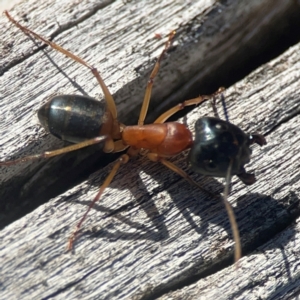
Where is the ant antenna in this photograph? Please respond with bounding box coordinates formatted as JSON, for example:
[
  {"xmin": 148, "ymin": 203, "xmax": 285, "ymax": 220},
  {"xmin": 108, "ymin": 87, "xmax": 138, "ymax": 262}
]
[
  {"xmin": 220, "ymin": 93, "xmax": 241, "ymax": 262},
  {"xmin": 210, "ymin": 92, "xmax": 241, "ymax": 262},
  {"xmin": 221, "ymin": 93, "xmax": 229, "ymax": 123},
  {"xmin": 223, "ymin": 159, "xmax": 241, "ymax": 263}
]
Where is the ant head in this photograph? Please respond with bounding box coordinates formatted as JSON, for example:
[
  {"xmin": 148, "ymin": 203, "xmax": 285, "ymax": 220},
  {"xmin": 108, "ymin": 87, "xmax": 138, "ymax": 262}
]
[{"xmin": 187, "ymin": 117, "xmax": 254, "ymax": 183}]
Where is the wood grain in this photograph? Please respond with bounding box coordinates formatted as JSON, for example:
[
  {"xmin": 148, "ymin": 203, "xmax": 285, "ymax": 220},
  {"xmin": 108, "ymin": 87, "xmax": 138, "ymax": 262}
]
[
  {"xmin": 159, "ymin": 217, "xmax": 300, "ymax": 299},
  {"xmin": 0, "ymin": 0, "xmax": 300, "ymax": 299},
  {"xmin": 1, "ymin": 0, "xmax": 300, "ymax": 228}
]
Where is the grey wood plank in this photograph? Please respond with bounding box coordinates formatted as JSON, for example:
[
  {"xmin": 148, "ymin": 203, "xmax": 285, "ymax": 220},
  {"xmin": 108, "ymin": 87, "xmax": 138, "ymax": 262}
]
[
  {"xmin": 0, "ymin": 34, "xmax": 299, "ymax": 300},
  {"xmin": 0, "ymin": 0, "xmax": 300, "ymax": 299},
  {"xmin": 1, "ymin": 0, "xmax": 299, "ymax": 228},
  {"xmin": 159, "ymin": 216, "xmax": 300, "ymax": 300},
  {"xmin": 0, "ymin": 0, "xmax": 218, "ymax": 227}
]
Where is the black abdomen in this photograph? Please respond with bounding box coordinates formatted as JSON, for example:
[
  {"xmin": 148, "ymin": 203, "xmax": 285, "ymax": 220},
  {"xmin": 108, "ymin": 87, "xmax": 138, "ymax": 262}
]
[{"xmin": 38, "ymin": 95, "xmax": 106, "ymax": 143}]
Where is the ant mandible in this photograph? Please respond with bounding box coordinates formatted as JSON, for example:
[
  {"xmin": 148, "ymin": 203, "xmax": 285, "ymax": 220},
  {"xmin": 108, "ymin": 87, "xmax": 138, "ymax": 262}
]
[{"xmin": 3, "ymin": 11, "xmax": 266, "ymax": 262}]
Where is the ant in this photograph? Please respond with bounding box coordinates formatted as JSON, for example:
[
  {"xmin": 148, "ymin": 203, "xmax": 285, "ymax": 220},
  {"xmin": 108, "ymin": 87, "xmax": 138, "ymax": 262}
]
[{"xmin": 2, "ymin": 11, "xmax": 266, "ymax": 262}]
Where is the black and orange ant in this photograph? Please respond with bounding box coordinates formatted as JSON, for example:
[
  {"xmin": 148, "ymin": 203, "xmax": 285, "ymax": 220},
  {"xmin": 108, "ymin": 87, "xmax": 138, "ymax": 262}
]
[{"xmin": 2, "ymin": 11, "xmax": 266, "ymax": 262}]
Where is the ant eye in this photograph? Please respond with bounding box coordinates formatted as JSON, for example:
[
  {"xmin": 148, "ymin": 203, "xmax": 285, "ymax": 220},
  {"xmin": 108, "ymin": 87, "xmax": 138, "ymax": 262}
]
[
  {"xmin": 215, "ymin": 122, "xmax": 228, "ymax": 131},
  {"xmin": 204, "ymin": 159, "xmax": 217, "ymax": 170}
]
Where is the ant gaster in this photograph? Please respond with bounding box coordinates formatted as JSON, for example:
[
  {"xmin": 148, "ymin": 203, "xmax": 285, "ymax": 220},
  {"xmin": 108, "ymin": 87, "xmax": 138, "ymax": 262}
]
[{"xmin": 2, "ymin": 11, "xmax": 266, "ymax": 262}]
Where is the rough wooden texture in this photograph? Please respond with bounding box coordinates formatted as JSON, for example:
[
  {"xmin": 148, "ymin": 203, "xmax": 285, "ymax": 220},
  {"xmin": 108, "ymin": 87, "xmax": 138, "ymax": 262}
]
[
  {"xmin": 1, "ymin": 0, "xmax": 300, "ymax": 228},
  {"xmin": 0, "ymin": 0, "xmax": 300, "ymax": 299},
  {"xmin": 1, "ymin": 0, "xmax": 220, "ymax": 227},
  {"xmin": 0, "ymin": 0, "xmax": 21, "ymax": 11},
  {"xmin": 159, "ymin": 218, "xmax": 300, "ymax": 299}
]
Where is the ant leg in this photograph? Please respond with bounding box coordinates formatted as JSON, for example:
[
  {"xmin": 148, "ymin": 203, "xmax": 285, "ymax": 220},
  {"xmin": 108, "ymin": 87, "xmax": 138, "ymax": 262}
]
[
  {"xmin": 138, "ymin": 31, "xmax": 175, "ymax": 125},
  {"xmin": 68, "ymin": 153, "xmax": 129, "ymax": 250},
  {"xmin": 147, "ymin": 153, "xmax": 217, "ymax": 198},
  {"xmin": 0, "ymin": 136, "xmax": 108, "ymax": 166},
  {"xmin": 149, "ymin": 152, "xmax": 241, "ymax": 263},
  {"xmin": 154, "ymin": 88, "xmax": 225, "ymax": 124},
  {"xmin": 5, "ymin": 11, "xmax": 117, "ymax": 121},
  {"xmin": 112, "ymin": 140, "xmax": 129, "ymax": 153}
]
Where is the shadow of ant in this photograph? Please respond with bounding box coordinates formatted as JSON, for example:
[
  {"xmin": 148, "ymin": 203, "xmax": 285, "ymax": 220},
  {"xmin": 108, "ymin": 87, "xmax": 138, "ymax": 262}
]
[
  {"xmin": 73, "ymin": 153, "xmax": 299, "ymax": 262},
  {"xmin": 242, "ymin": 191, "xmax": 300, "ymax": 282}
]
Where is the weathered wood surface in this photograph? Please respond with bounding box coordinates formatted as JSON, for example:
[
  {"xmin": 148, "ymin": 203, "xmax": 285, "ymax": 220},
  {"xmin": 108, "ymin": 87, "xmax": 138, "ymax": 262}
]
[
  {"xmin": 159, "ymin": 217, "xmax": 300, "ymax": 300},
  {"xmin": 1, "ymin": 0, "xmax": 300, "ymax": 228},
  {"xmin": 0, "ymin": 0, "xmax": 300, "ymax": 299}
]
